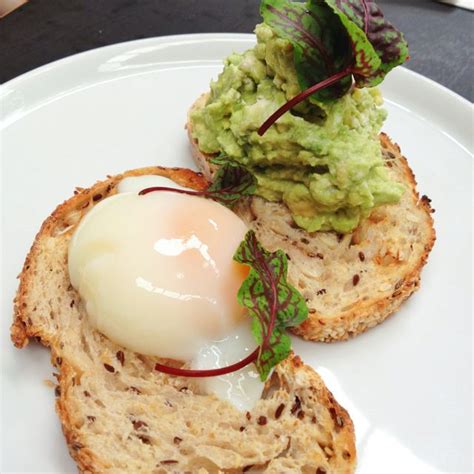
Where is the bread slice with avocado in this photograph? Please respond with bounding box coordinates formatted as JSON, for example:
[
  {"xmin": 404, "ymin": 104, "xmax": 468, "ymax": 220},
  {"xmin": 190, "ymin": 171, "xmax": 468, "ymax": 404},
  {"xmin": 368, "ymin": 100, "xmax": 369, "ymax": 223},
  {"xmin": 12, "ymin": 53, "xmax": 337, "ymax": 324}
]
[
  {"xmin": 187, "ymin": 93, "xmax": 436, "ymax": 342},
  {"xmin": 11, "ymin": 166, "xmax": 356, "ymax": 473}
]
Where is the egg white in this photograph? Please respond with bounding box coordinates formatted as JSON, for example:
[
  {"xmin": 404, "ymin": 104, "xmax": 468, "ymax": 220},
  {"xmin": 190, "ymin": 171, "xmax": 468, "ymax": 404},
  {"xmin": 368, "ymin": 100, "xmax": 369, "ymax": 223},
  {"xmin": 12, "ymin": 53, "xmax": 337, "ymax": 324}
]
[{"xmin": 191, "ymin": 320, "xmax": 264, "ymax": 412}]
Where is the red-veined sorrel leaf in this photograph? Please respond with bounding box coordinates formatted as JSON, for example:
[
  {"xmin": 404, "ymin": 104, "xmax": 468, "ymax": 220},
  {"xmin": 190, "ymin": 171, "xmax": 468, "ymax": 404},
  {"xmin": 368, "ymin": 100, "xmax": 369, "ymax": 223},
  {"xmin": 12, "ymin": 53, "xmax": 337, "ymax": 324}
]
[
  {"xmin": 234, "ymin": 231, "xmax": 308, "ymax": 380},
  {"xmin": 258, "ymin": 0, "xmax": 409, "ymax": 134},
  {"xmin": 324, "ymin": 0, "xmax": 409, "ymax": 86},
  {"xmin": 139, "ymin": 162, "xmax": 256, "ymax": 209},
  {"xmin": 261, "ymin": 0, "xmax": 353, "ymax": 103},
  {"xmin": 207, "ymin": 162, "xmax": 257, "ymax": 207}
]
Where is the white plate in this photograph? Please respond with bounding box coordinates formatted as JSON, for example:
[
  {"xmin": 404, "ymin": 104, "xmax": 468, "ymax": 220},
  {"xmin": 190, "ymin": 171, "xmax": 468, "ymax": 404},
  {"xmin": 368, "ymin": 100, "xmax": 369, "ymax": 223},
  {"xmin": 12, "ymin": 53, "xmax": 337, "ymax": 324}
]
[{"xmin": 1, "ymin": 34, "xmax": 472, "ymax": 474}]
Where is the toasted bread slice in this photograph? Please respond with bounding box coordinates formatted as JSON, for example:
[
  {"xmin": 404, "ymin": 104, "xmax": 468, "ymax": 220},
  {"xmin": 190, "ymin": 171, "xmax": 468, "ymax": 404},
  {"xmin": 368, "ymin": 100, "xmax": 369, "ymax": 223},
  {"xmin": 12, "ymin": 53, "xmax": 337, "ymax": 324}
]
[
  {"xmin": 11, "ymin": 166, "xmax": 356, "ymax": 473},
  {"xmin": 187, "ymin": 94, "xmax": 436, "ymax": 342}
]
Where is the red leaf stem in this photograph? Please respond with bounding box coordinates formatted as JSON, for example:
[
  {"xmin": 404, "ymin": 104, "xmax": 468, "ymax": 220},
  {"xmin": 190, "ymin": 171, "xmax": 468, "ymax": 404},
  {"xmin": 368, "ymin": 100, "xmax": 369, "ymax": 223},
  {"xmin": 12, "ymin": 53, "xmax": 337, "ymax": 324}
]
[
  {"xmin": 154, "ymin": 348, "xmax": 259, "ymax": 378},
  {"xmin": 257, "ymin": 67, "xmax": 353, "ymax": 136}
]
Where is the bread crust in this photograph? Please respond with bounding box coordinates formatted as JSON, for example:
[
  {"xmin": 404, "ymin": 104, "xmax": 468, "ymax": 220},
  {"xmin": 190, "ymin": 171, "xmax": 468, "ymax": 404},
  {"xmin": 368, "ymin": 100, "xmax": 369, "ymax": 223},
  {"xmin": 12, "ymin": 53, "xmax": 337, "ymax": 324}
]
[
  {"xmin": 187, "ymin": 94, "xmax": 436, "ymax": 342},
  {"xmin": 12, "ymin": 166, "xmax": 356, "ymax": 473}
]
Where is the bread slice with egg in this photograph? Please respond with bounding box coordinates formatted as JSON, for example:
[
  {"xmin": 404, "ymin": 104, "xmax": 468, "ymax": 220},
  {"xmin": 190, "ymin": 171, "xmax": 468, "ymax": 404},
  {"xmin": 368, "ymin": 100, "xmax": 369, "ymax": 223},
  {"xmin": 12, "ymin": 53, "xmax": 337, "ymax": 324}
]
[
  {"xmin": 11, "ymin": 166, "xmax": 356, "ymax": 473},
  {"xmin": 187, "ymin": 93, "xmax": 436, "ymax": 342}
]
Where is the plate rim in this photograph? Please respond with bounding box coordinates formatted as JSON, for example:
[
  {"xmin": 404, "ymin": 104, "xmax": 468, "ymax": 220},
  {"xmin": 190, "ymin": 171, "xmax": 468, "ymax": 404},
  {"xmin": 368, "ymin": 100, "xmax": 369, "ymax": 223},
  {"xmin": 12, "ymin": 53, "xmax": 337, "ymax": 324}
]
[{"xmin": 1, "ymin": 32, "xmax": 472, "ymax": 109}]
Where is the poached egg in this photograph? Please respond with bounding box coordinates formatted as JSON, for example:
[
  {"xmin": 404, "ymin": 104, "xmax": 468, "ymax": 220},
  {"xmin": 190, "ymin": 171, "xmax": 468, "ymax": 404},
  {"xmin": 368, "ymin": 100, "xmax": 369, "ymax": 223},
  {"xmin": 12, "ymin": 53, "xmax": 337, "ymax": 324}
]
[{"xmin": 68, "ymin": 175, "xmax": 264, "ymax": 411}]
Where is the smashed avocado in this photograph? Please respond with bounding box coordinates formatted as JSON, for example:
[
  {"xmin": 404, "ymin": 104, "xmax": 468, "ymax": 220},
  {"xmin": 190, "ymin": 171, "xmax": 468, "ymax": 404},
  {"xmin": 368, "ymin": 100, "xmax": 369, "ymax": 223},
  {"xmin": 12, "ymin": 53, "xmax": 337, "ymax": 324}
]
[{"xmin": 190, "ymin": 24, "xmax": 404, "ymax": 233}]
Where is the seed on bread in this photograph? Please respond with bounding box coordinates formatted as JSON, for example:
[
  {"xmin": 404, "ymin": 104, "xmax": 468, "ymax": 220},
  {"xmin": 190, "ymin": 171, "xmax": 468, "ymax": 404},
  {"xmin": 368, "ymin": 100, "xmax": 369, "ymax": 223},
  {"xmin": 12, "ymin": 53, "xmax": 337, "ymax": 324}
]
[
  {"xmin": 257, "ymin": 415, "xmax": 267, "ymax": 425},
  {"xmin": 103, "ymin": 363, "xmax": 115, "ymax": 373},
  {"xmin": 132, "ymin": 419, "xmax": 148, "ymax": 430},
  {"xmin": 137, "ymin": 434, "xmax": 151, "ymax": 445},
  {"xmin": 116, "ymin": 350, "xmax": 125, "ymax": 366},
  {"xmin": 290, "ymin": 395, "xmax": 301, "ymax": 415},
  {"xmin": 274, "ymin": 403, "xmax": 285, "ymax": 419}
]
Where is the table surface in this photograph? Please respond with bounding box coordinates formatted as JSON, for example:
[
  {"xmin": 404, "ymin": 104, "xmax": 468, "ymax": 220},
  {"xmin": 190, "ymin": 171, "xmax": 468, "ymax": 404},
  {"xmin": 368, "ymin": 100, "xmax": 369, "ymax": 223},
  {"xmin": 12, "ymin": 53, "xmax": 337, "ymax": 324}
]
[{"xmin": 0, "ymin": 0, "xmax": 473, "ymax": 101}]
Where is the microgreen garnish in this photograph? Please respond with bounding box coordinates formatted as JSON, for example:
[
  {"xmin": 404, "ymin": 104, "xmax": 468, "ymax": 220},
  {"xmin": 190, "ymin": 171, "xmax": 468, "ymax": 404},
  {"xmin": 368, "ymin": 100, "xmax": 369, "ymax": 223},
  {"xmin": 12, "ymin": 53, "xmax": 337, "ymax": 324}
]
[
  {"xmin": 139, "ymin": 162, "xmax": 256, "ymax": 209},
  {"xmin": 325, "ymin": 0, "xmax": 410, "ymax": 86},
  {"xmin": 234, "ymin": 231, "xmax": 308, "ymax": 380},
  {"xmin": 258, "ymin": 0, "xmax": 409, "ymax": 135},
  {"xmin": 207, "ymin": 162, "xmax": 257, "ymax": 207},
  {"xmin": 260, "ymin": 0, "xmax": 353, "ymax": 104},
  {"xmin": 154, "ymin": 230, "xmax": 308, "ymax": 380}
]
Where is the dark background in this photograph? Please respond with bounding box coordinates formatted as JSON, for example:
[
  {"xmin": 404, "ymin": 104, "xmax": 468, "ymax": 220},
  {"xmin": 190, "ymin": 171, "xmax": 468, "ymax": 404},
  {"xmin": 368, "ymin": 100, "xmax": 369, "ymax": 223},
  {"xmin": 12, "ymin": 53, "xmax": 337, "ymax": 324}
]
[{"xmin": 0, "ymin": 0, "xmax": 473, "ymax": 100}]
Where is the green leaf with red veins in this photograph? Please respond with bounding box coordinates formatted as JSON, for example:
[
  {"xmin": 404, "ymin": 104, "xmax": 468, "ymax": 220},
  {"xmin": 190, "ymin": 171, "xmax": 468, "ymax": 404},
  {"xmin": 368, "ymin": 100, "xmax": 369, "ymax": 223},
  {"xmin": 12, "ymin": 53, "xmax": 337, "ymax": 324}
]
[
  {"xmin": 257, "ymin": 0, "xmax": 410, "ymax": 134},
  {"xmin": 206, "ymin": 162, "xmax": 256, "ymax": 208},
  {"xmin": 261, "ymin": 0, "xmax": 353, "ymax": 102},
  {"xmin": 324, "ymin": 0, "xmax": 409, "ymax": 86},
  {"xmin": 234, "ymin": 231, "xmax": 308, "ymax": 381}
]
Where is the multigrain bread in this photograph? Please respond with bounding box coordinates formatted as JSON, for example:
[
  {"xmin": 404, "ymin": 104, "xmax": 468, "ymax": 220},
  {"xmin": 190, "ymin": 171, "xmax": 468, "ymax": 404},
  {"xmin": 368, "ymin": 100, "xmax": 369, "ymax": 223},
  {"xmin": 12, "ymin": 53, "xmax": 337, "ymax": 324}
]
[
  {"xmin": 11, "ymin": 166, "xmax": 356, "ymax": 474},
  {"xmin": 187, "ymin": 93, "xmax": 436, "ymax": 342}
]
